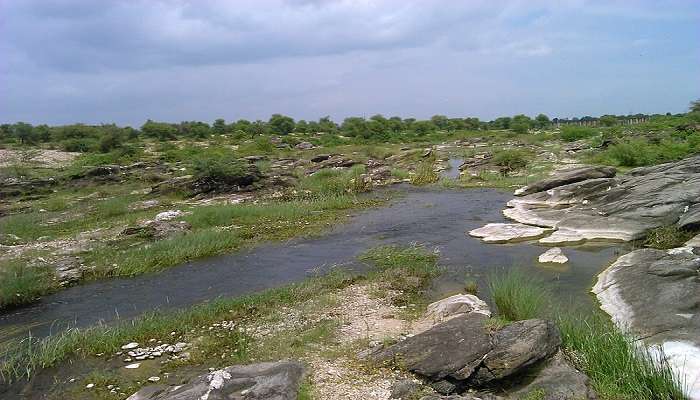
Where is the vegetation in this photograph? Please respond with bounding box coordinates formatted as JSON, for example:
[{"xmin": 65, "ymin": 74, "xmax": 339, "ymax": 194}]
[
  {"xmin": 489, "ymin": 269, "xmax": 685, "ymax": 399},
  {"xmin": 643, "ymin": 225, "xmax": 698, "ymax": 249},
  {"xmin": 0, "ymin": 262, "xmax": 54, "ymax": 309},
  {"xmin": 492, "ymin": 149, "xmax": 531, "ymax": 175}
]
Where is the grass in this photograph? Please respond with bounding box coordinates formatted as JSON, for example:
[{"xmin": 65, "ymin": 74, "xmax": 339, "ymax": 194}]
[
  {"xmin": 489, "ymin": 269, "xmax": 685, "ymax": 399},
  {"xmin": 489, "ymin": 268, "xmax": 547, "ymax": 321},
  {"xmin": 0, "ymin": 261, "xmax": 55, "ymax": 309},
  {"xmin": 643, "ymin": 225, "xmax": 698, "ymax": 249},
  {"xmin": 297, "ymin": 164, "xmax": 369, "ymax": 199},
  {"xmin": 410, "ymin": 160, "xmax": 439, "ymax": 185},
  {"xmin": 492, "ymin": 149, "xmax": 531, "ymax": 175}
]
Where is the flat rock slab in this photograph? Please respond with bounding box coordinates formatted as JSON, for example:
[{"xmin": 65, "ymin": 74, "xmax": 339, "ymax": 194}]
[
  {"xmin": 425, "ymin": 294, "xmax": 491, "ymax": 321},
  {"xmin": 593, "ymin": 248, "xmax": 700, "ymax": 399},
  {"xmin": 504, "ymin": 156, "xmax": 700, "ymax": 244},
  {"xmin": 514, "ymin": 166, "xmax": 616, "ymax": 196},
  {"xmin": 126, "ymin": 361, "xmax": 304, "ymax": 400},
  {"xmin": 507, "ymin": 351, "xmax": 597, "ymax": 400},
  {"xmin": 687, "ymin": 234, "xmax": 700, "ymax": 248},
  {"xmin": 468, "ymin": 223, "xmax": 550, "ymax": 243},
  {"xmin": 538, "ymin": 248, "xmax": 568, "ymax": 264}
]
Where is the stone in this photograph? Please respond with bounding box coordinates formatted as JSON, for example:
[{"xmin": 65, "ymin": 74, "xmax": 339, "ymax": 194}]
[
  {"xmin": 679, "ymin": 204, "xmax": 700, "ymax": 229},
  {"xmin": 593, "ymin": 248, "xmax": 700, "ymax": 399},
  {"xmin": 125, "ymin": 363, "xmax": 141, "ymax": 369},
  {"xmin": 154, "ymin": 210, "xmax": 184, "ymax": 221},
  {"xmin": 538, "ymin": 248, "xmax": 568, "ymax": 264},
  {"xmin": 83, "ymin": 165, "xmax": 121, "ymax": 178},
  {"xmin": 431, "ymin": 380, "xmax": 457, "ymax": 395},
  {"xmin": 310, "ymin": 154, "xmax": 331, "ymax": 163},
  {"xmin": 472, "ymin": 319, "xmax": 561, "ymax": 385},
  {"xmin": 121, "ymin": 342, "xmax": 139, "ymax": 350},
  {"xmin": 295, "ymin": 141, "xmax": 315, "ymax": 150},
  {"xmin": 468, "ymin": 223, "xmax": 550, "ymax": 243},
  {"xmin": 371, "ymin": 313, "xmax": 493, "ymax": 381},
  {"xmin": 508, "ymin": 351, "xmax": 597, "ymax": 400},
  {"xmin": 687, "ymin": 234, "xmax": 700, "ymax": 248},
  {"xmin": 126, "ymin": 361, "xmax": 304, "ymax": 400},
  {"xmin": 390, "ymin": 379, "xmax": 421, "ymax": 399},
  {"xmin": 425, "ymin": 294, "xmax": 491, "ymax": 321},
  {"xmin": 122, "ymin": 220, "xmax": 191, "ymax": 239},
  {"xmin": 504, "ymin": 156, "xmax": 700, "ymax": 244},
  {"xmin": 514, "ymin": 165, "xmax": 616, "ymax": 196}
]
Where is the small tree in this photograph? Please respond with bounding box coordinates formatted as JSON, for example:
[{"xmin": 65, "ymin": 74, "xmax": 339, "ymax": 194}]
[
  {"xmin": 212, "ymin": 118, "xmax": 227, "ymax": 135},
  {"xmin": 511, "ymin": 114, "xmax": 532, "ymax": 134},
  {"xmin": 269, "ymin": 114, "xmax": 295, "ymax": 135},
  {"xmin": 690, "ymin": 99, "xmax": 700, "ymax": 113},
  {"xmin": 599, "ymin": 115, "xmax": 618, "ymax": 127},
  {"xmin": 535, "ymin": 114, "xmax": 550, "ymax": 129}
]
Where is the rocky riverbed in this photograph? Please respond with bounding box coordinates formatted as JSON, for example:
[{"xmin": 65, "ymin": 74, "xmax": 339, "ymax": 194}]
[{"xmin": 471, "ymin": 155, "xmax": 700, "ymax": 399}]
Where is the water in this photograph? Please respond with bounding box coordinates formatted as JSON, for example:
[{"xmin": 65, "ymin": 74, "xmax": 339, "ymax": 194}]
[
  {"xmin": 441, "ymin": 158, "xmax": 464, "ymax": 179},
  {"xmin": 0, "ymin": 185, "xmax": 622, "ymax": 343}
]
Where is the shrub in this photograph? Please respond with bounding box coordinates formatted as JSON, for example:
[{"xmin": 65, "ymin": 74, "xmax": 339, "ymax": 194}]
[
  {"xmin": 560, "ymin": 126, "xmax": 597, "ymax": 142},
  {"xmin": 192, "ymin": 152, "xmax": 248, "ymax": 181},
  {"xmin": 600, "ymin": 140, "xmax": 657, "ymax": 167},
  {"xmin": 644, "ymin": 226, "xmax": 698, "ymax": 249},
  {"xmin": 492, "ymin": 149, "xmax": 530, "ymax": 174},
  {"xmin": 411, "ymin": 160, "xmax": 439, "ymax": 185}
]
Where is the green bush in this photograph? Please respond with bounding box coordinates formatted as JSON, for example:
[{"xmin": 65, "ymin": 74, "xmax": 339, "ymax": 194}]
[
  {"xmin": 492, "ymin": 149, "xmax": 530, "ymax": 174},
  {"xmin": 599, "ymin": 140, "xmax": 657, "ymax": 167},
  {"xmin": 559, "ymin": 126, "xmax": 597, "ymax": 142},
  {"xmin": 192, "ymin": 152, "xmax": 248, "ymax": 181}
]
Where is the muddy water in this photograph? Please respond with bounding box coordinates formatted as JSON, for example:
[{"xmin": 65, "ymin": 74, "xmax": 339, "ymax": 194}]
[{"xmin": 0, "ymin": 186, "xmax": 623, "ymax": 343}]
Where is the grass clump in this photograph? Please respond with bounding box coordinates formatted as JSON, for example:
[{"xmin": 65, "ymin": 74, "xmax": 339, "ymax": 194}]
[
  {"xmin": 192, "ymin": 151, "xmax": 249, "ymax": 181},
  {"xmin": 297, "ymin": 165, "xmax": 369, "ymax": 199},
  {"xmin": 643, "ymin": 225, "xmax": 698, "ymax": 249},
  {"xmin": 558, "ymin": 314, "xmax": 685, "ymax": 399},
  {"xmin": 411, "ymin": 160, "xmax": 439, "ymax": 185},
  {"xmin": 488, "ymin": 268, "xmax": 547, "ymax": 321},
  {"xmin": 0, "ymin": 261, "xmax": 55, "ymax": 309},
  {"xmin": 492, "ymin": 149, "xmax": 530, "ymax": 175},
  {"xmin": 559, "ymin": 126, "xmax": 597, "ymax": 142}
]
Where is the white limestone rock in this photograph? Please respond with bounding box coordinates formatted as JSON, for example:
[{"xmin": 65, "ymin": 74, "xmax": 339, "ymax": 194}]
[
  {"xmin": 538, "ymin": 247, "xmax": 568, "ymax": 264},
  {"xmin": 468, "ymin": 223, "xmax": 550, "ymax": 244}
]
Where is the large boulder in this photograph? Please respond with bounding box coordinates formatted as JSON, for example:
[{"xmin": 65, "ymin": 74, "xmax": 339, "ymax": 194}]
[
  {"xmin": 514, "ymin": 166, "xmax": 616, "ymax": 196},
  {"xmin": 593, "ymin": 248, "xmax": 700, "ymax": 399},
  {"xmin": 502, "ymin": 156, "xmax": 700, "ymax": 244},
  {"xmin": 126, "ymin": 361, "xmax": 305, "ymax": 400},
  {"xmin": 507, "ymin": 351, "xmax": 597, "ymax": 400}
]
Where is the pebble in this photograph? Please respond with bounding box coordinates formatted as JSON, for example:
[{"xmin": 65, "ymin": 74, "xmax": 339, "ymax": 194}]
[
  {"xmin": 147, "ymin": 376, "xmax": 160, "ymax": 382},
  {"xmin": 85, "ymin": 383, "xmax": 95, "ymax": 389},
  {"xmin": 121, "ymin": 342, "xmax": 139, "ymax": 350},
  {"xmin": 125, "ymin": 363, "xmax": 141, "ymax": 369}
]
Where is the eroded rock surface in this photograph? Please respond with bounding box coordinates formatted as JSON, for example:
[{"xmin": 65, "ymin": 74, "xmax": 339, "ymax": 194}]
[
  {"xmin": 593, "ymin": 248, "xmax": 700, "ymax": 399},
  {"xmin": 468, "ymin": 223, "xmax": 550, "ymax": 244},
  {"xmin": 504, "ymin": 156, "xmax": 700, "ymax": 244},
  {"xmin": 514, "ymin": 165, "xmax": 616, "ymax": 196},
  {"xmin": 126, "ymin": 361, "xmax": 304, "ymax": 400},
  {"xmin": 537, "ymin": 247, "xmax": 568, "ymax": 264}
]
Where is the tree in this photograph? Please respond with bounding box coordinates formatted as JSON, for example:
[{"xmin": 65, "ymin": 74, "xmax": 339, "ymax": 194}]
[
  {"xmin": 690, "ymin": 99, "xmax": 700, "ymax": 113},
  {"xmin": 14, "ymin": 122, "xmax": 35, "ymax": 144},
  {"xmin": 269, "ymin": 114, "xmax": 295, "ymax": 135},
  {"xmin": 212, "ymin": 118, "xmax": 227, "ymax": 135},
  {"xmin": 250, "ymin": 120, "xmax": 269, "ymax": 136},
  {"xmin": 368, "ymin": 114, "xmax": 390, "ymax": 137},
  {"xmin": 463, "ymin": 117, "xmax": 480, "ymax": 130},
  {"xmin": 387, "ymin": 116, "xmax": 404, "ymax": 133},
  {"xmin": 341, "ymin": 117, "xmax": 368, "ymax": 138},
  {"xmin": 295, "ymin": 120, "xmax": 309, "ymax": 133},
  {"xmin": 534, "ymin": 114, "xmax": 550, "ymax": 129},
  {"xmin": 430, "ymin": 115, "xmax": 449, "ymax": 130},
  {"xmin": 412, "ymin": 120, "xmax": 436, "ymax": 136},
  {"xmin": 511, "ymin": 114, "xmax": 532, "ymax": 134},
  {"xmin": 493, "ymin": 117, "xmax": 511, "ymax": 129},
  {"xmin": 599, "ymin": 115, "xmax": 618, "ymax": 127},
  {"xmin": 141, "ymin": 120, "xmax": 178, "ymax": 140},
  {"xmin": 318, "ymin": 116, "xmax": 338, "ymax": 133}
]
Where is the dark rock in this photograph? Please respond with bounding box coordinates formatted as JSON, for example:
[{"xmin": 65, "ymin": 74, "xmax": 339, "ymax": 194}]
[
  {"xmin": 431, "ymin": 380, "xmax": 457, "ymax": 395},
  {"xmin": 295, "ymin": 141, "xmax": 315, "ymax": 150},
  {"xmin": 508, "ymin": 351, "xmax": 597, "ymax": 400},
  {"xmin": 472, "ymin": 319, "xmax": 561, "ymax": 385},
  {"xmin": 51, "ymin": 256, "xmax": 85, "ymax": 285},
  {"xmin": 122, "ymin": 220, "xmax": 191, "ymax": 239},
  {"xmin": 391, "ymin": 379, "xmax": 421, "ymax": 399},
  {"xmin": 311, "ymin": 154, "xmax": 332, "ymax": 163},
  {"xmin": 679, "ymin": 204, "xmax": 700, "ymax": 229},
  {"xmin": 83, "ymin": 164, "xmax": 121, "ymax": 177},
  {"xmin": 126, "ymin": 361, "xmax": 304, "ymax": 400},
  {"xmin": 371, "ymin": 313, "xmax": 492, "ymax": 381},
  {"xmin": 514, "ymin": 165, "xmax": 616, "ymax": 196}
]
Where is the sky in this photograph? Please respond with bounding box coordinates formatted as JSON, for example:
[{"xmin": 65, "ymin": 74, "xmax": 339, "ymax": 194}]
[{"xmin": 1, "ymin": 0, "xmax": 699, "ymax": 127}]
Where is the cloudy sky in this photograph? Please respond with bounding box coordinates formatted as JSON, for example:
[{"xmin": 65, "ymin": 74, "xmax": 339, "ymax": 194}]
[{"xmin": 1, "ymin": 0, "xmax": 698, "ymax": 127}]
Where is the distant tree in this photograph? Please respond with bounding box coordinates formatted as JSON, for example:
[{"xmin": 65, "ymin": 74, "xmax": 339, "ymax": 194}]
[
  {"xmin": 463, "ymin": 117, "xmax": 480, "ymax": 130},
  {"xmin": 212, "ymin": 118, "xmax": 227, "ymax": 135},
  {"xmin": 341, "ymin": 117, "xmax": 368, "ymax": 138},
  {"xmin": 493, "ymin": 117, "xmax": 511, "ymax": 129},
  {"xmin": 99, "ymin": 128, "xmax": 125, "ymax": 153},
  {"xmin": 534, "ymin": 114, "xmax": 550, "ymax": 129},
  {"xmin": 690, "ymin": 99, "xmax": 700, "ymax": 113},
  {"xmin": 402, "ymin": 118, "xmax": 416, "ymax": 131},
  {"xmin": 599, "ymin": 115, "xmax": 618, "ymax": 127},
  {"xmin": 318, "ymin": 116, "xmax": 338, "ymax": 133},
  {"xmin": 447, "ymin": 118, "xmax": 465, "ymax": 131},
  {"xmin": 14, "ymin": 122, "xmax": 35, "ymax": 144},
  {"xmin": 233, "ymin": 119, "xmax": 252, "ymax": 134},
  {"xmin": 33, "ymin": 124, "xmax": 52, "ymax": 142},
  {"xmin": 269, "ymin": 114, "xmax": 295, "ymax": 135},
  {"xmin": 412, "ymin": 120, "xmax": 437, "ymax": 136},
  {"xmin": 307, "ymin": 120, "xmax": 321, "ymax": 133},
  {"xmin": 141, "ymin": 120, "xmax": 178, "ymax": 140},
  {"xmin": 430, "ymin": 115, "xmax": 449, "ymax": 130},
  {"xmin": 250, "ymin": 120, "xmax": 269, "ymax": 136},
  {"xmin": 368, "ymin": 114, "xmax": 390, "ymax": 137},
  {"xmin": 511, "ymin": 114, "xmax": 532, "ymax": 134},
  {"xmin": 294, "ymin": 120, "xmax": 309, "ymax": 133}
]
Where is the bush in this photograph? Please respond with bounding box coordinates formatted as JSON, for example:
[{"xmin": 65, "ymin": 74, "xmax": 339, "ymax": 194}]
[
  {"xmin": 644, "ymin": 225, "xmax": 698, "ymax": 249},
  {"xmin": 492, "ymin": 149, "xmax": 530, "ymax": 174},
  {"xmin": 192, "ymin": 152, "xmax": 248, "ymax": 181},
  {"xmin": 559, "ymin": 126, "xmax": 597, "ymax": 142},
  {"xmin": 599, "ymin": 140, "xmax": 657, "ymax": 167}
]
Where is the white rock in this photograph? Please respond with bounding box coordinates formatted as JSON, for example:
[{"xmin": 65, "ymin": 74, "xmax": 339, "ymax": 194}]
[
  {"xmin": 685, "ymin": 234, "xmax": 700, "ymax": 248},
  {"xmin": 468, "ymin": 223, "xmax": 549, "ymax": 243},
  {"xmin": 121, "ymin": 342, "xmax": 139, "ymax": 350},
  {"xmin": 125, "ymin": 363, "xmax": 141, "ymax": 369},
  {"xmin": 425, "ymin": 294, "xmax": 491, "ymax": 321},
  {"xmin": 538, "ymin": 247, "xmax": 569, "ymax": 264},
  {"xmin": 155, "ymin": 210, "xmax": 184, "ymax": 221},
  {"xmin": 147, "ymin": 376, "xmax": 160, "ymax": 382},
  {"xmin": 85, "ymin": 383, "xmax": 95, "ymax": 389}
]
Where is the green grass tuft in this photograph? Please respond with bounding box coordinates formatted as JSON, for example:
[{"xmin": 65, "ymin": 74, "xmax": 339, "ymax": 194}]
[
  {"xmin": 0, "ymin": 261, "xmax": 55, "ymax": 309},
  {"xmin": 489, "ymin": 268, "xmax": 547, "ymax": 321}
]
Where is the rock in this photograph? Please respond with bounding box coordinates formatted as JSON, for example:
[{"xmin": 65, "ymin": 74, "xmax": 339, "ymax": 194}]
[
  {"xmin": 593, "ymin": 248, "xmax": 700, "ymax": 398},
  {"xmin": 425, "ymin": 294, "xmax": 491, "ymax": 322},
  {"xmin": 295, "ymin": 141, "xmax": 315, "ymax": 150},
  {"xmin": 420, "ymin": 394, "xmax": 504, "ymax": 400},
  {"xmin": 122, "ymin": 220, "xmax": 191, "ymax": 240},
  {"xmin": 83, "ymin": 164, "xmax": 121, "ymax": 178},
  {"xmin": 514, "ymin": 165, "xmax": 616, "ymax": 196},
  {"xmin": 562, "ymin": 140, "xmax": 592, "ymax": 153},
  {"xmin": 129, "ymin": 200, "xmax": 160, "ymax": 211},
  {"xmin": 371, "ymin": 313, "xmax": 493, "ymax": 381},
  {"xmin": 154, "ymin": 210, "xmax": 184, "ymax": 221},
  {"xmin": 508, "ymin": 351, "xmax": 597, "ymax": 400},
  {"xmin": 504, "ymin": 156, "xmax": 700, "ymax": 244},
  {"xmin": 311, "ymin": 154, "xmax": 332, "ymax": 163},
  {"xmin": 687, "ymin": 234, "xmax": 700, "ymax": 248},
  {"xmin": 422, "ymin": 149, "xmax": 433, "ymax": 158},
  {"xmin": 122, "ymin": 342, "xmax": 139, "ymax": 350},
  {"xmin": 537, "ymin": 248, "xmax": 568, "ymax": 264},
  {"xmin": 679, "ymin": 204, "xmax": 700, "ymax": 229},
  {"xmin": 431, "ymin": 380, "xmax": 457, "ymax": 395},
  {"xmin": 390, "ymin": 379, "xmax": 421, "ymax": 399},
  {"xmin": 125, "ymin": 363, "xmax": 141, "ymax": 369},
  {"xmin": 0, "ymin": 233, "xmax": 23, "ymax": 246},
  {"xmin": 471, "ymin": 319, "xmax": 561, "ymax": 385},
  {"xmin": 243, "ymin": 155, "xmax": 267, "ymax": 162},
  {"xmin": 126, "ymin": 361, "xmax": 304, "ymax": 400},
  {"xmin": 468, "ymin": 223, "xmax": 550, "ymax": 243},
  {"xmin": 51, "ymin": 256, "xmax": 85, "ymax": 284}
]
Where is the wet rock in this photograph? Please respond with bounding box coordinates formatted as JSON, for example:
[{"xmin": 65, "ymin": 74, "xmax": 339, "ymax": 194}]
[
  {"xmin": 537, "ymin": 248, "xmax": 568, "ymax": 264},
  {"xmin": 593, "ymin": 248, "xmax": 700, "ymax": 398},
  {"xmin": 425, "ymin": 294, "xmax": 491, "ymax": 322},
  {"xmin": 514, "ymin": 165, "xmax": 616, "ymax": 196},
  {"xmin": 508, "ymin": 351, "xmax": 597, "ymax": 400},
  {"xmin": 471, "ymin": 319, "xmax": 561, "ymax": 385},
  {"xmin": 458, "ymin": 153, "xmax": 493, "ymax": 171},
  {"xmin": 126, "ymin": 361, "xmax": 305, "ymax": 400},
  {"xmin": 469, "ymin": 223, "xmax": 550, "ymax": 243}
]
